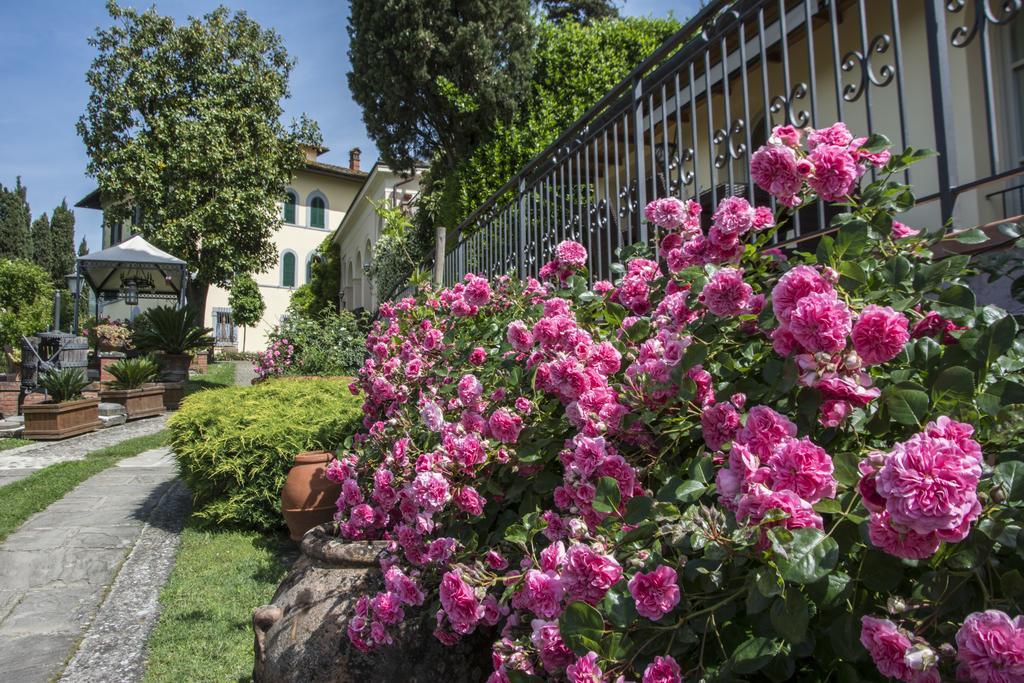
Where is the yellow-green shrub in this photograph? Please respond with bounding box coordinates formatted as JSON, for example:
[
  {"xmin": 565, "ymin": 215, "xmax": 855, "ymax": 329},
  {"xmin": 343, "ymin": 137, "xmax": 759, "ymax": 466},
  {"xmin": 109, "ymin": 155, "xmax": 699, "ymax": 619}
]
[{"xmin": 169, "ymin": 377, "xmax": 362, "ymax": 531}]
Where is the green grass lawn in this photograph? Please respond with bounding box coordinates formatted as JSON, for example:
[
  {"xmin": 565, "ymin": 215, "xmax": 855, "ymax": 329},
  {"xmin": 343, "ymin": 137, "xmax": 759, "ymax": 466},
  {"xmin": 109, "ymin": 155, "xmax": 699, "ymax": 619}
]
[
  {"xmin": 184, "ymin": 361, "xmax": 237, "ymax": 396},
  {"xmin": 0, "ymin": 437, "xmax": 33, "ymax": 451},
  {"xmin": 0, "ymin": 430, "xmax": 169, "ymax": 543},
  {"xmin": 143, "ymin": 525, "xmax": 296, "ymax": 682}
]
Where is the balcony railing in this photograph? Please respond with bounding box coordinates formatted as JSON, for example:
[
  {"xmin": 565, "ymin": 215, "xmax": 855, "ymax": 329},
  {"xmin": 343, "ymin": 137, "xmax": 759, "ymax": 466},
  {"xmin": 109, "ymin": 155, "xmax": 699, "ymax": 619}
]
[{"xmin": 433, "ymin": 0, "xmax": 1024, "ymax": 287}]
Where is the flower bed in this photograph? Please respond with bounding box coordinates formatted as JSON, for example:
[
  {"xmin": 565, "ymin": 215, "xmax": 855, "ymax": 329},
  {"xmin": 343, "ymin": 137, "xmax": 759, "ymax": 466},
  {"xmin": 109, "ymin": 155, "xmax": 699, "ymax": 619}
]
[{"xmin": 326, "ymin": 124, "xmax": 1024, "ymax": 682}]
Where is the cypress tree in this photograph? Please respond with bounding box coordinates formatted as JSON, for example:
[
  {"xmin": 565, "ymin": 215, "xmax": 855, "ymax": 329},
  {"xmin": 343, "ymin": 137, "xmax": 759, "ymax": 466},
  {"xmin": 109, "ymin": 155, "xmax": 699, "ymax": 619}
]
[
  {"xmin": 0, "ymin": 177, "xmax": 32, "ymax": 261},
  {"xmin": 31, "ymin": 212, "xmax": 52, "ymax": 277},
  {"xmin": 50, "ymin": 199, "xmax": 76, "ymax": 282},
  {"xmin": 78, "ymin": 236, "xmax": 89, "ymax": 256}
]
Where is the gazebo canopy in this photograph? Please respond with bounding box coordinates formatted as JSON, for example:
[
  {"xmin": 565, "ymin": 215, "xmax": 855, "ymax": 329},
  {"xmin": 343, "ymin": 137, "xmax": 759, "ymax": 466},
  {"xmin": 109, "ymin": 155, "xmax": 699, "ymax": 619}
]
[{"xmin": 77, "ymin": 235, "xmax": 189, "ymax": 300}]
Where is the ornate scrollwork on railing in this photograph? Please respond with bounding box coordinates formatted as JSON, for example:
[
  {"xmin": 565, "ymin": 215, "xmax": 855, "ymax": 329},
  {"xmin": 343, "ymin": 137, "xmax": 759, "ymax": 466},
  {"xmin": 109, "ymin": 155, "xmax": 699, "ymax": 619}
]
[
  {"xmin": 617, "ymin": 179, "xmax": 639, "ymax": 219},
  {"xmin": 769, "ymin": 83, "xmax": 810, "ymax": 127},
  {"xmin": 713, "ymin": 118, "xmax": 747, "ymax": 169},
  {"xmin": 841, "ymin": 34, "xmax": 895, "ymax": 102},
  {"xmin": 947, "ymin": 0, "xmax": 1022, "ymax": 48}
]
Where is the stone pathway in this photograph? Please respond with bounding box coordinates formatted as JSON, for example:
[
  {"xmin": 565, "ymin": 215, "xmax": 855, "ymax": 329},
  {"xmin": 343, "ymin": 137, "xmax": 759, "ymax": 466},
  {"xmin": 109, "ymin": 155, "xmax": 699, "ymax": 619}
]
[
  {"xmin": 0, "ymin": 415, "xmax": 167, "ymax": 487},
  {"xmin": 0, "ymin": 446, "xmax": 190, "ymax": 683}
]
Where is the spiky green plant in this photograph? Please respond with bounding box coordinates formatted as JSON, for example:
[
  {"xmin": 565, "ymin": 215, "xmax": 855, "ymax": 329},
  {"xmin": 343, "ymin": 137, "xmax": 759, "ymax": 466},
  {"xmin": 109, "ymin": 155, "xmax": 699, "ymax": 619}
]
[
  {"xmin": 133, "ymin": 306, "xmax": 213, "ymax": 355},
  {"xmin": 106, "ymin": 356, "xmax": 159, "ymax": 389},
  {"xmin": 38, "ymin": 367, "xmax": 91, "ymax": 403}
]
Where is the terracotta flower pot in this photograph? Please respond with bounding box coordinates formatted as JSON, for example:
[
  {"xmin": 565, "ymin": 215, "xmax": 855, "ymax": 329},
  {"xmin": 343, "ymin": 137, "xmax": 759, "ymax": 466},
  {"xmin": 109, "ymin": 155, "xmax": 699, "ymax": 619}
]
[
  {"xmin": 23, "ymin": 397, "xmax": 102, "ymax": 440},
  {"xmin": 158, "ymin": 353, "xmax": 192, "ymax": 382},
  {"xmin": 98, "ymin": 384, "xmax": 165, "ymax": 420},
  {"xmin": 281, "ymin": 451, "xmax": 341, "ymax": 541}
]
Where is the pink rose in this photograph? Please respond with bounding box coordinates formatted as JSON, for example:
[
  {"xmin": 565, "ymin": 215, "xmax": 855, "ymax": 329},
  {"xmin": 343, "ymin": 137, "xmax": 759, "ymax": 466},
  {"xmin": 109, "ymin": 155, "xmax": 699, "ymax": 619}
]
[
  {"xmin": 772, "ymin": 124, "xmax": 802, "ymax": 147},
  {"xmin": 642, "ymin": 655, "xmax": 682, "ymax": 683},
  {"xmin": 867, "ymin": 510, "xmax": 941, "ymax": 560},
  {"xmin": 765, "ymin": 437, "xmax": 837, "ymax": 504},
  {"xmin": 771, "ymin": 265, "xmax": 834, "ymax": 324},
  {"xmin": 530, "ymin": 619, "xmax": 574, "ymax": 673},
  {"xmin": 555, "ymin": 240, "xmax": 588, "ymax": 268},
  {"xmin": 701, "ymin": 400, "xmax": 741, "ymax": 450},
  {"xmin": 852, "ymin": 304, "xmax": 910, "ymax": 365},
  {"xmin": 644, "ymin": 197, "xmax": 698, "ymax": 232},
  {"xmin": 458, "ymin": 374, "xmax": 484, "ymax": 405},
  {"xmin": 409, "ymin": 471, "xmax": 451, "ymax": 512},
  {"xmin": 700, "ymin": 267, "xmax": 753, "ymax": 317},
  {"xmin": 438, "ymin": 570, "xmax": 481, "ymax": 635},
  {"xmin": 786, "ymin": 291, "xmax": 852, "ymax": 354},
  {"xmin": 469, "ymin": 346, "xmax": 487, "ymax": 365},
  {"xmin": 517, "ymin": 569, "xmax": 564, "ymax": 619},
  {"xmin": 488, "ymin": 408, "xmax": 524, "ymax": 445},
  {"xmin": 562, "ymin": 544, "xmax": 623, "ymax": 605},
  {"xmin": 956, "ymin": 610, "xmax": 1024, "ymax": 683},
  {"xmin": 462, "ymin": 273, "xmax": 492, "ymax": 307},
  {"xmin": 860, "ymin": 616, "xmax": 939, "ymax": 683},
  {"xmin": 566, "ymin": 652, "xmax": 604, "ymax": 683},
  {"xmin": 453, "ymin": 486, "xmax": 486, "ymax": 516},
  {"xmin": 627, "ymin": 565, "xmax": 680, "ymax": 621},
  {"xmin": 808, "ymin": 122, "xmax": 853, "ymax": 149},
  {"xmin": 507, "ymin": 320, "xmax": 535, "ymax": 353},
  {"xmin": 736, "ymin": 405, "xmax": 797, "ymax": 460},
  {"xmin": 892, "ymin": 220, "xmax": 921, "ymax": 239},
  {"xmin": 384, "ymin": 566, "xmax": 425, "ymax": 606},
  {"xmin": 807, "ymin": 144, "xmax": 861, "ymax": 201},
  {"xmin": 751, "ymin": 144, "xmax": 803, "ymax": 204}
]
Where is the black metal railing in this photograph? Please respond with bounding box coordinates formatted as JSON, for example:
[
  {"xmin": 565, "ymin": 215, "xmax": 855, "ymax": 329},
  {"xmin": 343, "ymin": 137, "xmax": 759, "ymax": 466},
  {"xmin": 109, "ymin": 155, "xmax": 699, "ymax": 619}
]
[{"xmin": 436, "ymin": 0, "xmax": 1024, "ymax": 287}]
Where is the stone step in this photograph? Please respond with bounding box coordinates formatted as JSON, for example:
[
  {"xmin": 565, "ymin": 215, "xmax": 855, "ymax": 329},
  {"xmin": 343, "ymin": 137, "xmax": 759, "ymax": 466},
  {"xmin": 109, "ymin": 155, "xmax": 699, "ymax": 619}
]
[{"xmin": 97, "ymin": 403, "xmax": 126, "ymax": 417}]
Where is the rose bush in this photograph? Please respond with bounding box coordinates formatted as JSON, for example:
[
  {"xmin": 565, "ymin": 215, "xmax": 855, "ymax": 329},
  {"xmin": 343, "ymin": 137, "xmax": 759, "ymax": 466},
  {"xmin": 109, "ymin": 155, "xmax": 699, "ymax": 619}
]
[{"xmin": 325, "ymin": 123, "xmax": 1024, "ymax": 682}]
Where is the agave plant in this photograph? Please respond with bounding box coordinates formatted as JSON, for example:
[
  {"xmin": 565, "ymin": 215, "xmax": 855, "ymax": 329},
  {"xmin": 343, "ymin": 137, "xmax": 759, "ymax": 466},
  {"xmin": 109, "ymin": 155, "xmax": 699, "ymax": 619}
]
[
  {"xmin": 133, "ymin": 306, "xmax": 214, "ymax": 355},
  {"xmin": 39, "ymin": 367, "xmax": 91, "ymax": 403},
  {"xmin": 106, "ymin": 356, "xmax": 159, "ymax": 390}
]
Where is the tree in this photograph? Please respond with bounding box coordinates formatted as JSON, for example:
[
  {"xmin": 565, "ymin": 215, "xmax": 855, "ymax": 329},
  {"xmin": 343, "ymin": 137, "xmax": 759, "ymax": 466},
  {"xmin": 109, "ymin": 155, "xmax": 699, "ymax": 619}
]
[
  {"xmin": 227, "ymin": 273, "xmax": 265, "ymax": 351},
  {"xmin": 49, "ymin": 200, "xmax": 76, "ymax": 283},
  {"xmin": 78, "ymin": 236, "xmax": 89, "ymax": 256},
  {"xmin": 347, "ymin": 0, "xmax": 534, "ymax": 172},
  {"xmin": 0, "ymin": 177, "xmax": 32, "ymax": 261},
  {"xmin": 31, "ymin": 213, "xmax": 52, "ymax": 278},
  {"xmin": 537, "ymin": 0, "xmax": 619, "ymax": 23},
  {"xmin": 77, "ymin": 1, "xmax": 315, "ymax": 324},
  {"xmin": 288, "ymin": 236, "xmax": 340, "ymax": 317},
  {"xmin": 0, "ymin": 259, "xmax": 54, "ymax": 356}
]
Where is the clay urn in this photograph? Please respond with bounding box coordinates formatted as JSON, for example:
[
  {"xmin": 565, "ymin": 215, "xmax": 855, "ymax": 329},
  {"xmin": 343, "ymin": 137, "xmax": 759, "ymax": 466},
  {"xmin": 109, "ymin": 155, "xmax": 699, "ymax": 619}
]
[{"xmin": 281, "ymin": 451, "xmax": 341, "ymax": 541}]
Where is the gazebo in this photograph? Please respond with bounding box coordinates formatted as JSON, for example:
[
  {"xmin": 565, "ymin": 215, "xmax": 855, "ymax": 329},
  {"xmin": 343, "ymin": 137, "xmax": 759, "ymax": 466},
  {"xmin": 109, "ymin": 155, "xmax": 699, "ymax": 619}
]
[{"xmin": 73, "ymin": 235, "xmax": 189, "ymax": 329}]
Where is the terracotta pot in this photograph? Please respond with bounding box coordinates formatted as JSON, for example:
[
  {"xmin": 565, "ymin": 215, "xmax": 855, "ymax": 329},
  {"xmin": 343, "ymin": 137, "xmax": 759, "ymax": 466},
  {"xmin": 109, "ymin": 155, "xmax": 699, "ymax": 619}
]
[
  {"xmin": 23, "ymin": 397, "xmax": 101, "ymax": 440},
  {"xmin": 158, "ymin": 353, "xmax": 192, "ymax": 382},
  {"xmin": 281, "ymin": 451, "xmax": 342, "ymax": 541},
  {"xmin": 98, "ymin": 384, "xmax": 165, "ymax": 420},
  {"xmin": 159, "ymin": 381, "xmax": 185, "ymax": 411}
]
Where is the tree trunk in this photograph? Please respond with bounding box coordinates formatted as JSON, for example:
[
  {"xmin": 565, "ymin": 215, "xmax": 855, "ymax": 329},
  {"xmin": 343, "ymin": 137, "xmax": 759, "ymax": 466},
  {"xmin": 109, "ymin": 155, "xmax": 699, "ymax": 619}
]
[
  {"xmin": 187, "ymin": 279, "xmax": 210, "ymax": 329},
  {"xmin": 243, "ymin": 325, "xmax": 247, "ymax": 352}
]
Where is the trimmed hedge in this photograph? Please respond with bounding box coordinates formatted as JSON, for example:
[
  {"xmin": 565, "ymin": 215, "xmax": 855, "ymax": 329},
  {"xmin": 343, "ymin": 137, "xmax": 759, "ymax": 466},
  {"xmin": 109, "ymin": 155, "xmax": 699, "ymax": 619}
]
[{"xmin": 169, "ymin": 377, "xmax": 362, "ymax": 531}]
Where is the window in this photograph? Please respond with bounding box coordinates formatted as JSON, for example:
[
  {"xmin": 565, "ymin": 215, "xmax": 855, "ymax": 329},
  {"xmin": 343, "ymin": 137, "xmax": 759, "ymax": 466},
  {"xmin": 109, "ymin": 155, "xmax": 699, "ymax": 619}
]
[
  {"xmin": 281, "ymin": 251, "xmax": 296, "ymax": 287},
  {"xmin": 310, "ymin": 196, "xmax": 325, "ymax": 229},
  {"xmin": 283, "ymin": 191, "xmax": 297, "ymax": 223},
  {"xmin": 212, "ymin": 308, "xmax": 236, "ymax": 345},
  {"xmin": 305, "ymin": 254, "xmax": 314, "ymax": 283}
]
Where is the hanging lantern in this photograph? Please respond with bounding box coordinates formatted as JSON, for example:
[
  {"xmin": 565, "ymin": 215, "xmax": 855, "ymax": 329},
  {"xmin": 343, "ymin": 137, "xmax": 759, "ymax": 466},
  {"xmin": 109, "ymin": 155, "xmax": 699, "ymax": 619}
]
[{"xmin": 124, "ymin": 279, "xmax": 139, "ymax": 305}]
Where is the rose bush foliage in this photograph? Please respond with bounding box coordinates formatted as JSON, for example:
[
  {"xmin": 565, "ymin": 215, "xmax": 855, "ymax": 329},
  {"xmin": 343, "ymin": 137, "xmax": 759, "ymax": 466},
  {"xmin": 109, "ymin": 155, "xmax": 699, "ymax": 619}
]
[{"xmin": 327, "ymin": 124, "xmax": 1024, "ymax": 682}]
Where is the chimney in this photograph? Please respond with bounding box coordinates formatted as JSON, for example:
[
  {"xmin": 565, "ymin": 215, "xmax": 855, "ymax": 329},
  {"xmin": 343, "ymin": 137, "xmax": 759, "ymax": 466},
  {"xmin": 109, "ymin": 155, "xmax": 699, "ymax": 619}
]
[{"xmin": 349, "ymin": 147, "xmax": 362, "ymax": 172}]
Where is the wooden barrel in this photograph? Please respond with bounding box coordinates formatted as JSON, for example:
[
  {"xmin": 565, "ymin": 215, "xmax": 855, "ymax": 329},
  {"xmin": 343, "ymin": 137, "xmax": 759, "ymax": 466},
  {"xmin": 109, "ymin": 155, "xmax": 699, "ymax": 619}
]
[{"xmin": 20, "ymin": 336, "xmax": 40, "ymax": 386}]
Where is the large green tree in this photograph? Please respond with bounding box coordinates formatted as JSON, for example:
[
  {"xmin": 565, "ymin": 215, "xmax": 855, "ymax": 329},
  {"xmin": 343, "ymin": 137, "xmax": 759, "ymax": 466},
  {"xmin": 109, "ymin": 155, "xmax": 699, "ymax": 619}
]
[
  {"xmin": 49, "ymin": 200, "xmax": 76, "ymax": 283},
  {"xmin": 347, "ymin": 0, "xmax": 534, "ymax": 172},
  {"xmin": 77, "ymin": 2, "xmax": 315, "ymax": 321},
  {"xmin": 0, "ymin": 178, "xmax": 32, "ymax": 261},
  {"xmin": 537, "ymin": 0, "xmax": 619, "ymax": 24},
  {"xmin": 30, "ymin": 213, "xmax": 52, "ymax": 278},
  {"xmin": 78, "ymin": 236, "xmax": 90, "ymax": 256}
]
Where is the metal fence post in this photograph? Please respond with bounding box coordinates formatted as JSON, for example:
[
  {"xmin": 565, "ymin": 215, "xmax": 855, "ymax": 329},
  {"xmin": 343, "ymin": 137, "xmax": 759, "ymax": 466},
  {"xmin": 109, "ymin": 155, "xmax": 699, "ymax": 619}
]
[
  {"xmin": 517, "ymin": 179, "xmax": 527, "ymax": 277},
  {"xmin": 923, "ymin": 0, "xmax": 959, "ymax": 225},
  {"xmin": 633, "ymin": 77, "xmax": 648, "ymax": 244}
]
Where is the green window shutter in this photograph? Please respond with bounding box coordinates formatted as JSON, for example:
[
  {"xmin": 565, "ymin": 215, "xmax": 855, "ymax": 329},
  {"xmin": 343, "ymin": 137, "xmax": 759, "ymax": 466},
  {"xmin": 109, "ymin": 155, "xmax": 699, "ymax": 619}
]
[
  {"xmin": 310, "ymin": 197, "xmax": 325, "ymax": 228},
  {"xmin": 282, "ymin": 252, "xmax": 296, "ymax": 287},
  {"xmin": 283, "ymin": 193, "xmax": 296, "ymax": 223}
]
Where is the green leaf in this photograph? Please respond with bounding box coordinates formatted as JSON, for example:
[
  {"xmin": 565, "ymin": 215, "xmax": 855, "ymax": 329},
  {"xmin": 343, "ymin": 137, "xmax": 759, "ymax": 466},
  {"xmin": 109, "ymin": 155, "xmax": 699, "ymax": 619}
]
[
  {"xmin": 731, "ymin": 637, "xmax": 781, "ymax": 674},
  {"xmin": 558, "ymin": 601, "xmax": 605, "ymax": 656},
  {"xmin": 503, "ymin": 524, "xmax": 527, "ymax": 545},
  {"xmin": 600, "ymin": 585, "xmax": 639, "ymax": 629},
  {"xmin": 882, "ymin": 255, "xmax": 913, "ymax": 288},
  {"xmin": 995, "ymin": 461, "xmax": 1024, "ymax": 505},
  {"xmin": 833, "ymin": 219, "xmax": 869, "ymax": 260},
  {"xmin": 591, "ymin": 476, "xmax": 621, "ymax": 514},
  {"xmin": 962, "ymin": 314, "xmax": 1018, "ymax": 377},
  {"xmin": 860, "ymin": 548, "xmax": 905, "ymax": 592},
  {"xmin": 506, "ymin": 671, "xmax": 544, "ymax": 683},
  {"xmin": 624, "ymin": 496, "xmax": 654, "ymax": 525},
  {"xmin": 884, "ymin": 385, "xmax": 930, "ymax": 426},
  {"xmin": 952, "ymin": 228, "xmax": 989, "ymax": 245},
  {"xmin": 770, "ymin": 591, "xmax": 810, "ymax": 643},
  {"xmin": 769, "ymin": 527, "xmax": 839, "ymax": 584},
  {"xmin": 931, "ymin": 366, "xmax": 976, "ymax": 402},
  {"xmin": 859, "ymin": 133, "xmax": 890, "ymax": 153},
  {"xmin": 936, "ymin": 285, "xmax": 976, "ymax": 320}
]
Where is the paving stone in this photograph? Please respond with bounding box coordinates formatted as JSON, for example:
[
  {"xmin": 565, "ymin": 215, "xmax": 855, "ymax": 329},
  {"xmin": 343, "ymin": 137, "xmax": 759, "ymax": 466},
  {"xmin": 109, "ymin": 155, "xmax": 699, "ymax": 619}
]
[{"xmin": 99, "ymin": 413, "xmax": 127, "ymax": 427}]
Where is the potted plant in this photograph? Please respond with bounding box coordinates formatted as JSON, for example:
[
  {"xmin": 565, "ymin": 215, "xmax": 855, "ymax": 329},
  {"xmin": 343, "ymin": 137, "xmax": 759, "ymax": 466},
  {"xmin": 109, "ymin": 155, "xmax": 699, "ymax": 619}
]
[
  {"xmin": 93, "ymin": 321, "xmax": 132, "ymax": 352},
  {"xmin": 98, "ymin": 356, "xmax": 164, "ymax": 420},
  {"xmin": 23, "ymin": 367, "xmax": 101, "ymax": 439},
  {"xmin": 132, "ymin": 306, "xmax": 214, "ymax": 382}
]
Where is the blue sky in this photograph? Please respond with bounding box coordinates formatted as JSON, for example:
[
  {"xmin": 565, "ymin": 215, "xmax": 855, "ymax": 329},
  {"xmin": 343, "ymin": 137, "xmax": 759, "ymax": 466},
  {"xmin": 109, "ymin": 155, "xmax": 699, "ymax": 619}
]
[{"xmin": 0, "ymin": 0, "xmax": 700, "ymax": 253}]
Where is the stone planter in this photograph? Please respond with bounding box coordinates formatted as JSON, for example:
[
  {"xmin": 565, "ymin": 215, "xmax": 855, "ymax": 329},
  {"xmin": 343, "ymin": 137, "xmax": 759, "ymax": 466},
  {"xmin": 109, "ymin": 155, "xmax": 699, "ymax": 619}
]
[
  {"xmin": 23, "ymin": 397, "xmax": 101, "ymax": 440},
  {"xmin": 281, "ymin": 451, "xmax": 342, "ymax": 542},
  {"xmin": 158, "ymin": 353, "xmax": 192, "ymax": 383},
  {"xmin": 0, "ymin": 381, "xmax": 20, "ymax": 419},
  {"xmin": 159, "ymin": 381, "xmax": 186, "ymax": 411},
  {"xmin": 252, "ymin": 525, "xmax": 491, "ymax": 683},
  {"xmin": 98, "ymin": 384, "xmax": 164, "ymax": 420},
  {"xmin": 192, "ymin": 350, "xmax": 209, "ymax": 373}
]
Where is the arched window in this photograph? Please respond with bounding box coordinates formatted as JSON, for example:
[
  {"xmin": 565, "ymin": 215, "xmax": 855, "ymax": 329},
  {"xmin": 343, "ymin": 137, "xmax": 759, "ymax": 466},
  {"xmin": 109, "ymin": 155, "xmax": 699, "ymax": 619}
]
[
  {"xmin": 283, "ymin": 191, "xmax": 297, "ymax": 223},
  {"xmin": 305, "ymin": 252, "xmax": 315, "ymax": 283},
  {"xmin": 281, "ymin": 251, "xmax": 296, "ymax": 288},
  {"xmin": 310, "ymin": 196, "xmax": 325, "ymax": 229}
]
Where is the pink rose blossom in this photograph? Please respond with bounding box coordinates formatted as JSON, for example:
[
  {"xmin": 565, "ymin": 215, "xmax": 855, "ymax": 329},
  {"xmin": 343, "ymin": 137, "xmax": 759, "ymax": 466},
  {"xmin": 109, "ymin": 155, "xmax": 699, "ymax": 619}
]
[
  {"xmin": 384, "ymin": 566, "xmax": 425, "ymax": 606},
  {"xmin": 808, "ymin": 145, "xmax": 861, "ymax": 201},
  {"xmin": 808, "ymin": 122, "xmax": 853, "ymax": 149},
  {"xmin": 566, "ymin": 652, "xmax": 604, "ymax": 683},
  {"xmin": 469, "ymin": 347, "xmax": 487, "ymax": 365},
  {"xmin": 488, "ymin": 408, "xmax": 524, "ymax": 445},
  {"xmin": 771, "ymin": 265, "xmax": 834, "ymax": 324},
  {"xmin": 772, "ymin": 124, "xmax": 802, "ymax": 147},
  {"xmin": 530, "ymin": 619, "xmax": 574, "ymax": 673},
  {"xmin": 507, "ymin": 320, "xmax": 535, "ymax": 353},
  {"xmin": 956, "ymin": 610, "xmax": 1024, "ymax": 683},
  {"xmin": 643, "ymin": 655, "xmax": 682, "ymax": 683},
  {"xmin": 517, "ymin": 569, "xmax": 564, "ymax": 619},
  {"xmin": 736, "ymin": 406, "xmax": 797, "ymax": 460},
  {"xmin": 562, "ymin": 544, "xmax": 623, "ymax": 605},
  {"xmin": 555, "ymin": 240, "xmax": 588, "ymax": 268},
  {"xmin": 700, "ymin": 268, "xmax": 753, "ymax": 317},
  {"xmin": 860, "ymin": 616, "xmax": 940, "ymax": 683},
  {"xmin": 787, "ymin": 292, "xmax": 852, "ymax": 354},
  {"xmin": 867, "ymin": 511, "xmax": 941, "ymax": 560},
  {"xmin": 711, "ymin": 196, "xmax": 755, "ymax": 237},
  {"xmin": 892, "ymin": 220, "xmax": 921, "ymax": 239},
  {"xmin": 409, "ymin": 471, "xmax": 451, "ymax": 513},
  {"xmin": 439, "ymin": 571, "xmax": 481, "ymax": 635},
  {"xmin": 751, "ymin": 144, "xmax": 803, "ymax": 204},
  {"xmin": 765, "ymin": 437, "xmax": 837, "ymax": 504},
  {"xmin": 644, "ymin": 197, "xmax": 698, "ymax": 232},
  {"xmin": 627, "ymin": 565, "xmax": 680, "ymax": 621},
  {"xmin": 853, "ymin": 305, "xmax": 910, "ymax": 365},
  {"xmin": 458, "ymin": 374, "xmax": 484, "ymax": 405},
  {"xmin": 701, "ymin": 401, "xmax": 741, "ymax": 450}
]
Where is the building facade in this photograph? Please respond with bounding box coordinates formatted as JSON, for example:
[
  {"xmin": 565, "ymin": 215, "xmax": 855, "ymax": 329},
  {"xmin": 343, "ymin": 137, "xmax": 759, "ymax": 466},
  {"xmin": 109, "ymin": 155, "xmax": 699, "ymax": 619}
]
[
  {"xmin": 77, "ymin": 146, "xmax": 367, "ymax": 352},
  {"xmin": 331, "ymin": 162, "xmax": 423, "ymax": 313}
]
